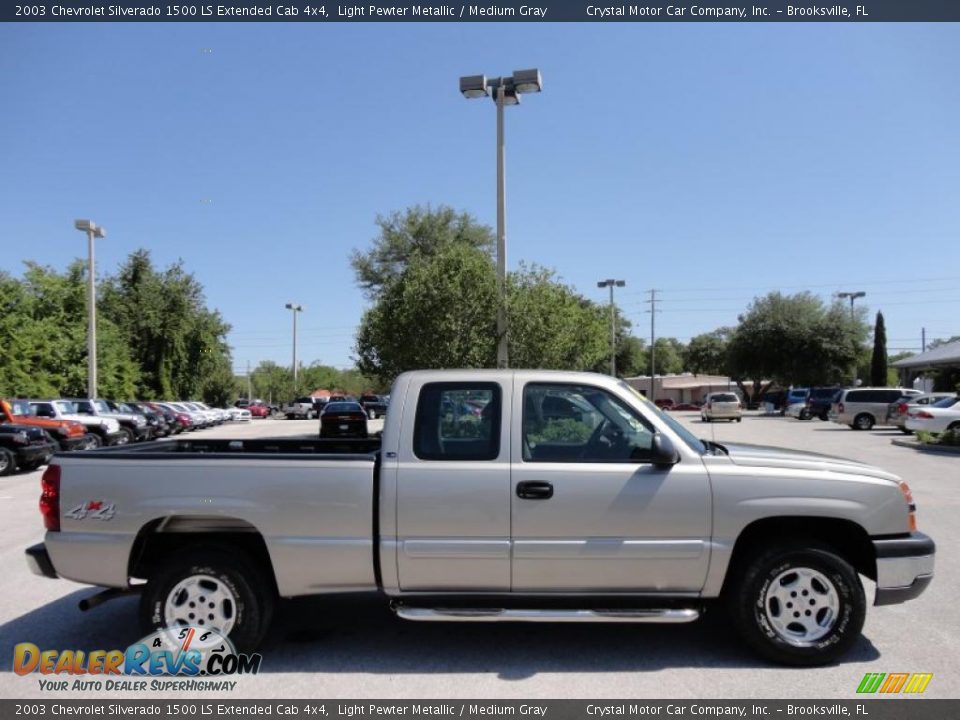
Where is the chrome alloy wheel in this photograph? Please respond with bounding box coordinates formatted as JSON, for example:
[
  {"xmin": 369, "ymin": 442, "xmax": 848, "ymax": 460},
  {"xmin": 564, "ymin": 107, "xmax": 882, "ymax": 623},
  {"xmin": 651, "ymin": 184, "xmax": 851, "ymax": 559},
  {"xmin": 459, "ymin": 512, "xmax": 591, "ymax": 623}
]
[
  {"xmin": 164, "ymin": 574, "xmax": 237, "ymax": 636},
  {"xmin": 763, "ymin": 567, "xmax": 840, "ymax": 646}
]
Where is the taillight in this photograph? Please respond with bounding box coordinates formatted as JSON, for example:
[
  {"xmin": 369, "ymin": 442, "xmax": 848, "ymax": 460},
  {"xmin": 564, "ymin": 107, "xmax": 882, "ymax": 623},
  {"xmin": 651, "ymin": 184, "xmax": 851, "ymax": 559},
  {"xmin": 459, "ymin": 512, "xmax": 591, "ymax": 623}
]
[
  {"xmin": 900, "ymin": 481, "xmax": 917, "ymax": 532},
  {"xmin": 838, "ymin": 403, "xmax": 845, "ymax": 414},
  {"xmin": 40, "ymin": 465, "xmax": 61, "ymax": 532},
  {"xmin": 916, "ymin": 411, "xmax": 934, "ymax": 419},
  {"xmin": 897, "ymin": 403, "xmax": 908, "ymax": 415}
]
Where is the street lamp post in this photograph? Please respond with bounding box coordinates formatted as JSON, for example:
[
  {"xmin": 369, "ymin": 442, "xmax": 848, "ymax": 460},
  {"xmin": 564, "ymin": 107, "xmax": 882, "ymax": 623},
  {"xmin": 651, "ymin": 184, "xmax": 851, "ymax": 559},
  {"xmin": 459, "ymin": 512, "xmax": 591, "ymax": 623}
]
[
  {"xmin": 74, "ymin": 219, "xmax": 106, "ymax": 398},
  {"xmin": 597, "ymin": 279, "xmax": 626, "ymax": 376},
  {"xmin": 460, "ymin": 69, "xmax": 543, "ymax": 369},
  {"xmin": 285, "ymin": 303, "xmax": 304, "ymax": 393},
  {"xmin": 837, "ymin": 291, "xmax": 866, "ymax": 385}
]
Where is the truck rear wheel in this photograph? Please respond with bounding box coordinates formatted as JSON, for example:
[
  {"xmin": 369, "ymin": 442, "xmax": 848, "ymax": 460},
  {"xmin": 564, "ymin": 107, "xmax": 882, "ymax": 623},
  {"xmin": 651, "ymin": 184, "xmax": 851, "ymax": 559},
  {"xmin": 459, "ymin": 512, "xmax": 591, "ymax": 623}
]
[
  {"xmin": 140, "ymin": 548, "xmax": 274, "ymax": 653},
  {"xmin": 727, "ymin": 543, "xmax": 865, "ymax": 666}
]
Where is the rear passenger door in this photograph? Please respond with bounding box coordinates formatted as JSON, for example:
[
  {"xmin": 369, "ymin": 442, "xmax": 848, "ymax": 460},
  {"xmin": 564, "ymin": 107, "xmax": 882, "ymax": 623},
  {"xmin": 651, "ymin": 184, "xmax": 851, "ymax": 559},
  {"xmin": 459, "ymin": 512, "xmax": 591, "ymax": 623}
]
[{"xmin": 394, "ymin": 379, "xmax": 512, "ymax": 591}]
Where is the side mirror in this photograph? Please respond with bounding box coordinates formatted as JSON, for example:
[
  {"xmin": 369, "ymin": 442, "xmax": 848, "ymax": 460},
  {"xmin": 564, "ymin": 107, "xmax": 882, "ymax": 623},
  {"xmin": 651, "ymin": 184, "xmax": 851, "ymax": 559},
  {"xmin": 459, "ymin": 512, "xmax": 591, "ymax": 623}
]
[{"xmin": 651, "ymin": 432, "xmax": 680, "ymax": 468}]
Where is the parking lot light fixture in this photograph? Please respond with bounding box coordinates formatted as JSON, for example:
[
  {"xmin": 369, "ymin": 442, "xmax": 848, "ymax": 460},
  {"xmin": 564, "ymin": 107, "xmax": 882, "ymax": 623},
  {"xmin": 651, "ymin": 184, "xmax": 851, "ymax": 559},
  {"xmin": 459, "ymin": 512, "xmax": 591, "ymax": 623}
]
[
  {"xmin": 598, "ymin": 279, "xmax": 626, "ymax": 377},
  {"xmin": 285, "ymin": 303, "xmax": 304, "ymax": 392},
  {"xmin": 837, "ymin": 291, "xmax": 866, "ymax": 385},
  {"xmin": 74, "ymin": 219, "xmax": 106, "ymax": 398},
  {"xmin": 459, "ymin": 68, "xmax": 543, "ymax": 369}
]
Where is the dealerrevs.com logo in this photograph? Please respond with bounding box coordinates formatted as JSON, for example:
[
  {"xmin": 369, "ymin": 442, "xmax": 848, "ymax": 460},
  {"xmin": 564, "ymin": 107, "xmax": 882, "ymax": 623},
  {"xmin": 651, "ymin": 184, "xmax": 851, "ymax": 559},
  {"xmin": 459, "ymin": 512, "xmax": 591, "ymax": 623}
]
[
  {"xmin": 856, "ymin": 672, "xmax": 933, "ymax": 694},
  {"xmin": 13, "ymin": 627, "xmax": 261, "ymax": 692}
]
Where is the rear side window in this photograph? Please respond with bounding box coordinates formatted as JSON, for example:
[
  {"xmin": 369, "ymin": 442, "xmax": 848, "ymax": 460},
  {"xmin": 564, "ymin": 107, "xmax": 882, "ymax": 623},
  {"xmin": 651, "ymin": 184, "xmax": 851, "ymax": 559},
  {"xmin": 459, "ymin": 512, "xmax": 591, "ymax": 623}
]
[{"xmin": 414, "ymin": 382, "xmax": 501, "ymax": 461}]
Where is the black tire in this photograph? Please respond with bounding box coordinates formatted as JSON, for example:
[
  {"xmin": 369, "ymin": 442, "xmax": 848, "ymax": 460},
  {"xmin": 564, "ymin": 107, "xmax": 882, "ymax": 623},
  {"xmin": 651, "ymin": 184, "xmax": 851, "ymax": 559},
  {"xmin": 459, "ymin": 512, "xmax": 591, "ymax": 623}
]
[
  {"xmin": 117, "ymin": 427, "xmax": 135, "ymax": 445},
  {"xmin": 948, "ymin": 422, "xmax": 960, "ymax": 432},
  {"xmin": 736, "ymin": 417, "xmax": 743, "ymax": 423},
  {"xmin": 139, "ymin": 548, "xmax": 274, "ymax": 653},
  {"xmin": 0, "ymin": 448, "xmax": 15, "ymax": 476},
  {"xmin": 853, "ymin": 414, "xmax": 874, "ymax": 431},
  {"xmin": 819, "ymin": 412, "xmax": 829, "ymax": 421},
  {"xmin": 727, "ymin": 543, "xmax": 865, "ymax": 667},
  {"xmin": 84, "ymin": 432, "xmax": 103, "ymax": 450},
  {"xmin": 799, "ymin": 409, "xmax": 811, "ymax": 421}
]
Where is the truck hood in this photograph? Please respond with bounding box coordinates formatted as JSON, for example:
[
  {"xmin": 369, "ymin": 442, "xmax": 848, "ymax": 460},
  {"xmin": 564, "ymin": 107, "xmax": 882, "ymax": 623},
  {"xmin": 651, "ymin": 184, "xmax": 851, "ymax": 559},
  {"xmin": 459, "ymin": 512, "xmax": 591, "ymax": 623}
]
[
  {"xmin": 62, "ymin": 414, "xmax": 120, "ymax": 432},
  {"xmin": 718, "ymin": 442, "xmax": 900, "ymax": 482}
]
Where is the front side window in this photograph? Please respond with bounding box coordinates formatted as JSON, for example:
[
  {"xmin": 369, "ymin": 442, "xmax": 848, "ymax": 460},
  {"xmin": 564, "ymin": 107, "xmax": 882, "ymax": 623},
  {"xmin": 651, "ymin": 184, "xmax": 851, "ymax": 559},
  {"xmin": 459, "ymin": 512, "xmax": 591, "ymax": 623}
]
[
  {"xmin": 523, "ymin": 383, "xmax": 655, "ymax": 463},
  {"xmin": 413, "ymin": 383, "xmax": 500, "ymax": 461}
]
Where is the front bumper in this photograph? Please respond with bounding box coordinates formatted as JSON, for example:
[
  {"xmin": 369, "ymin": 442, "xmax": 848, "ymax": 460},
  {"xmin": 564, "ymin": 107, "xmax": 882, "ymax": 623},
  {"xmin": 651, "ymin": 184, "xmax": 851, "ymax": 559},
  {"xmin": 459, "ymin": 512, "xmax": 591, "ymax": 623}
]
[
  {"xmin": 57, "ymin": 435, "xmax": 89, "ymax": 451},
  {"xmin": 873, "ymin": 532, "xmax": 935, "ymax": 606},
  {"xmin": 15, "ymin": 442, "xmax": 56, "ymax": 466},
  {"xmin": 133, "ymin": 426, "xmax": 153, "ymax": 441},
  {"xmin": 25, "ymin": 543, "xmax": 58, "ymax": 579}
]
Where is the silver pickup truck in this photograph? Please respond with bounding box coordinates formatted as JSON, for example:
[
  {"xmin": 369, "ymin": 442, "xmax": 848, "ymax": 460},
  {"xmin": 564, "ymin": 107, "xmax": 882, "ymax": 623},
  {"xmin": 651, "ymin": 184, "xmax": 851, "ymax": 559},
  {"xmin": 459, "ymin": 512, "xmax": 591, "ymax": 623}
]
[{"xmin": 26, "ymin": 370, "xmax": 934, "ymax": 666}]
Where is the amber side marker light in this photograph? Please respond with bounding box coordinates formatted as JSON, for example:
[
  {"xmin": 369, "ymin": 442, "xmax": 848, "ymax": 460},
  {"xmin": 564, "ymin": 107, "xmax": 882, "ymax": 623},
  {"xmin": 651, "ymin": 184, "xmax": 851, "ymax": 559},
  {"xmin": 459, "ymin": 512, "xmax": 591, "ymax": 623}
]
[{"xmin": 899, "ymin": 481, "xmax": 917, "ymax": 532}]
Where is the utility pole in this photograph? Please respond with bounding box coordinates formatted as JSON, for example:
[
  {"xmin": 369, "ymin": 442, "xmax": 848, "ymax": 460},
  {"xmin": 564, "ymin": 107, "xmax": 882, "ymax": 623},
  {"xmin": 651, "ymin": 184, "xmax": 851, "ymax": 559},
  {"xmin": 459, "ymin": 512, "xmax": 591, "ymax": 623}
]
[
  {"xmin": 285, "ymin": 303, "xmax": 304, "ymax": 395},
  {"xmin": 922, "ymin": 327, "xmax": 926, "ymax": 353},
  {"xmin": 246, "ymin": 360, "xmax": 252, "ymax": 401},
  {"xmin": 644, "ymin": 290, "xmax": 660, "ymax": 399},
  {"xmin": 597, "ymin": 279, "xmax": 626, "ymax": 376}
]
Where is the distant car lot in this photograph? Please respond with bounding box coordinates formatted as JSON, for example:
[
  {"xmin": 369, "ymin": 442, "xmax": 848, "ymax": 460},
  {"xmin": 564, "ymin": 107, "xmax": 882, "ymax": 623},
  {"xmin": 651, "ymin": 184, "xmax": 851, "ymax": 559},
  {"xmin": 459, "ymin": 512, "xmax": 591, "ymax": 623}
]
[{"xmin": 0, "ymin": 412, "xmax": 956, "ymax": 699}]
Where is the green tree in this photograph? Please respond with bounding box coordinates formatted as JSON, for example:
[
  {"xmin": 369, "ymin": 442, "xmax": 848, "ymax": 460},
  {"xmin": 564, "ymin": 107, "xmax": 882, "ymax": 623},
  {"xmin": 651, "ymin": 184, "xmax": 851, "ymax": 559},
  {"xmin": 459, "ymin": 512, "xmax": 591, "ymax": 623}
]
[
  {"xmin": 507, "ymin": 264, "xmax": 611, "ymax": 372},
  {"xmin": 727, "ymin": 292, "xmax": 867, "ymax": 403},
  {"xmin": 645, "ymin": 338, "xmax": 686, "ymax": 376},
  {"xmin": 0, "ymin": 262, "xmax": 139, "ymax": 398},
  {"xmin": 355, "ymin": 243, "xmax": 499, "ymax": 384},
  {"xmin": 615, "ymin": 336, "xmax": 647, "ymax": 377},
  {"xmin": 350, "ymin": 205, "xmax": 495, "ymax": 297},
  {"xmin": 684, "ymin": 328, "xmax": 733, "ymax": 376},
  {"xmin": 100, "ymin": 250, "xmax": 233, "ymax": 403},
  {"xmin": 870, "ymin": 311, "xmax": 888, "ymax": 387}
]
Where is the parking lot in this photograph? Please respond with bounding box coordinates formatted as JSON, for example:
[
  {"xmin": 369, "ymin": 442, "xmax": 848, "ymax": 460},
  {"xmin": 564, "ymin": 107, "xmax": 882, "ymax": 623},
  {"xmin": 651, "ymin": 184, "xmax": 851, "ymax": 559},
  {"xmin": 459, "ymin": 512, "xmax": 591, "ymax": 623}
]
[{"xmin": 1, "ymin": 412, "xmax": 956, "ymax": 699}]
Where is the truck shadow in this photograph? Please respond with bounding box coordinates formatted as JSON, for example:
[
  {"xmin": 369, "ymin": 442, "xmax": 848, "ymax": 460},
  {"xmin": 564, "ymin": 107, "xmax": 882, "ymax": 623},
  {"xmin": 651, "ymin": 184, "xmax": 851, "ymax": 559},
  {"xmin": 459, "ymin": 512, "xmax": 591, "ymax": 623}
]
[{"xmin": 0, "ymin": 591, "xmax": 880, "ymax": 678}]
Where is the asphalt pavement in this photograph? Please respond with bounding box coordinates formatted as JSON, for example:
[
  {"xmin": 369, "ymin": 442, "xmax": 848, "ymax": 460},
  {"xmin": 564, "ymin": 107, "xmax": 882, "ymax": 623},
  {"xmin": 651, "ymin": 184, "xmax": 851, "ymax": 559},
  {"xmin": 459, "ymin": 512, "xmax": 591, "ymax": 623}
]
[{"xmin": 1, "ymin": 412, "xmax": 955, "ymax": 699}]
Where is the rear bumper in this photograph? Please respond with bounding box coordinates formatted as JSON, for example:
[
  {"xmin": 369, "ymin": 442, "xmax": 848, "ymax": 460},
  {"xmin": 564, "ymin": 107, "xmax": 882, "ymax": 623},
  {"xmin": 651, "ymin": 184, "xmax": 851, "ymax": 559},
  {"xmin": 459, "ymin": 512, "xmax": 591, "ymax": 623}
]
[
  {"xmin": 25, "ymin": 543, "xmax": 58, "ymax": 579},
  {"xmin": 873, "ymin": 532, "xmax": 935, "ymax": 606}
]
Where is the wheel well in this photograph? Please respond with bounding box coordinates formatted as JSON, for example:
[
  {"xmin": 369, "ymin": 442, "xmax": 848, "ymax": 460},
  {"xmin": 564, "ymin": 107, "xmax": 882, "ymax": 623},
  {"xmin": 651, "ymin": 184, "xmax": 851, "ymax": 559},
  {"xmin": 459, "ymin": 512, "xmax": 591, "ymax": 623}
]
[
  {"xmin": 723, "ymin": 516, "xmax": 877, "ymax": 591},
  {"xmin": 128, "ymin": 516, "xmax": 278, "ymax": 595}
]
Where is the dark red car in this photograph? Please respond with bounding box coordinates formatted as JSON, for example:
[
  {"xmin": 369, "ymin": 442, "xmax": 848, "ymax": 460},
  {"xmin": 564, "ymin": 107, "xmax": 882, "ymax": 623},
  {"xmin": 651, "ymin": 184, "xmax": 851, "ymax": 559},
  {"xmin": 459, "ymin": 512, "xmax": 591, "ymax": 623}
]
[
  {"xmin": 319, "ymin": 401, "xmax": 368, "ymax": 438},
  {"xmin": 248, "ymin": 402, "xmax": 270, "ymax": 419}
]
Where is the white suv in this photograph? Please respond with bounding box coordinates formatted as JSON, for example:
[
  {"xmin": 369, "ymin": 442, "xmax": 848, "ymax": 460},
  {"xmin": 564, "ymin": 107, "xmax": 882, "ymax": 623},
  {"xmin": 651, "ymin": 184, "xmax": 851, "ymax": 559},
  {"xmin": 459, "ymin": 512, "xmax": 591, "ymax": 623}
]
[
  {"xmin": 701, "ymin": 392, "xmax": 743, "ymax": 422},
  {"xmin": 830, "ymin": 387, "xmax": 922, "ymax": 430}
]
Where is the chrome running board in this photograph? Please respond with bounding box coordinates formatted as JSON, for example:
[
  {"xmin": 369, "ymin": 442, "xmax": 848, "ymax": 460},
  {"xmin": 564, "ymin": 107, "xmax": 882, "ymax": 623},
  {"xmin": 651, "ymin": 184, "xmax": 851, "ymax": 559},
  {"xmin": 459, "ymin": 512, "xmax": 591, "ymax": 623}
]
[{"xmin": 393, "ymin": 606, "xmax": 700, "ymax": 623}]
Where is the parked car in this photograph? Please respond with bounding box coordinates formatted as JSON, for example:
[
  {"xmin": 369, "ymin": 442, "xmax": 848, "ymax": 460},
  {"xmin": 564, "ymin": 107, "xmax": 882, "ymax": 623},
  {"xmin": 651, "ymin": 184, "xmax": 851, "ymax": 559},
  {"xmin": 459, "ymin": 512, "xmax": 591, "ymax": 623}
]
[
  {"xmin": 886, "ymin": 393, "xmax": 956, "ymax": 433},
  {"xmin": 27, "ymin": 400, "xmax": 126, "ymax": 448},
  {"xmin": 284, "ymin": 397, "xmax": 320, "ymax": 420},
  {"xmin": 319, "ymin": 401, "xmax": 368, "ymax": 438},
  {"xmin": 654, "ymin": 398, "xmax": 675, "ymax": 410},
  {"xmin": 671, "ymin": 402, "xmax": 702, "ymax": 411},
  {"xmin": 27, "ymin": 369, "xmax": 933, "ymax": 666},
  {"xmin": 106, "ymin": 400, "xmax": 170, "ymax": 438},
  {"xmin": 781, "ymin": 388, "xmax": 810, "ymax": 416},
  {"xmin": 801, "ymin": 387, "xmax": 843, "ymax": 421},
  {"xmin": 830, "ymin": 388, "xmax": 923, "ymax": 431},
  {"xmin": 247, "ymin": 401, "xmax": 271, "ymax": 419},
  {"xmin": 904, "ymin": 395, "xmax": 960, "ymax": 435},
  {"xmin": 0, "ymin": 424, "xmax": 56, "ymax": 475},
  {"xmin": 1, "ymin": 399, "xmax": 88, "ymax": 452},
  {"xmin": 701, "ymin": 392, "xmax": 742, "ymax": 422},
  {"xmin": 226, "ymin": 406, "xmax": 252, "ymax": 422},
  {"xmin": 160, "ymin": 402, "xmax": 210, "ymax": 429},
  {"xmin": 128, "ymin": 402, "xmax": 183, "ymax": 435},
  {"xmin": 67, "ymin": 399, "xmax": 153, "ymax": 443},
  {"xmin": 359, "ymin": 394, "xmax": 389, "ymax": 420}
]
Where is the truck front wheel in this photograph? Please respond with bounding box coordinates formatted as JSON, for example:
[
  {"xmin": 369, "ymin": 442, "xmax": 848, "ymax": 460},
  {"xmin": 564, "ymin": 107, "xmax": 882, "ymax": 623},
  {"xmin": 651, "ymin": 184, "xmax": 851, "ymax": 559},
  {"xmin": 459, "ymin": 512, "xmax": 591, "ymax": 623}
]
[
  {"xmin": 139, "ymin": 549, "xmax": 274, "ymax": 653},
  {"xmin": 727, "ymin": 543, "xmax": 865, "ymax": 666}
]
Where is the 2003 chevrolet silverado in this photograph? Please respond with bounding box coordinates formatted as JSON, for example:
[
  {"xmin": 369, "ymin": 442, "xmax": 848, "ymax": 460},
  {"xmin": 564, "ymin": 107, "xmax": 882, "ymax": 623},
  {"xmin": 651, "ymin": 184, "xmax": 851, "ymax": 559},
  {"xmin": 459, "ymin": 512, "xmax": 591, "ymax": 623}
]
[{"xmin": 25, "ymin": 370, "xmax": 935, "ymax": 665}]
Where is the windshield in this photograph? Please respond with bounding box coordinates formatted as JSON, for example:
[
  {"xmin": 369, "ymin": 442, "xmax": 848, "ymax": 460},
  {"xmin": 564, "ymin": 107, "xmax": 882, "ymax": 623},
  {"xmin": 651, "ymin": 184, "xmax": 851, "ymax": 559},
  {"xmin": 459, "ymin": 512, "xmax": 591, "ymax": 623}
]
[
  {"xmin": 619, "ymin": 381, "xmax": 706, "ymax": 455},
  {"xmin": 55, "ymin": 401, "xmax": 77, "ymax": 414},
  {"xmin": 11, "ymin": 400, "xmax": 32, "ymax": 415}
]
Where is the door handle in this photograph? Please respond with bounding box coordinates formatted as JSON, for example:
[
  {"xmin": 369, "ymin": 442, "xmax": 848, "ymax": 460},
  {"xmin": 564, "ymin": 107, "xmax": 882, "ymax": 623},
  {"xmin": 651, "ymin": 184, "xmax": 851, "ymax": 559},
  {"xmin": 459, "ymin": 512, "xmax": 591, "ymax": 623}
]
[{"xmin": 516, "ymin": 480, "xmax": 554, "ymax": 500}]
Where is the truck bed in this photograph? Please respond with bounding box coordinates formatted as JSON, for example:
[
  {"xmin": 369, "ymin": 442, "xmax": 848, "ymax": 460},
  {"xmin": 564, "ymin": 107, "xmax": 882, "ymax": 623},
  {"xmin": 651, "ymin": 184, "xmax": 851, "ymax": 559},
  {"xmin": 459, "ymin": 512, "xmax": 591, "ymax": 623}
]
[{"xmin": 63, "ymin": 436, "xmax": 382, "ymax": 458}]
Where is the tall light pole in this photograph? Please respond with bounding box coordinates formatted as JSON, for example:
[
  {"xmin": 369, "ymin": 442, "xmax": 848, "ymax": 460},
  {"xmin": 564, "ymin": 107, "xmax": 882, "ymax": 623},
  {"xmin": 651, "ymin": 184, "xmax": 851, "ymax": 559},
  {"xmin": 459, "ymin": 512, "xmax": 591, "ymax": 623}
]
[
  {"xmin": 598, "ymin": 279, "xmax": 626, "ymax": 376},
  {"xmin": 837, "ymin": 291, "xmax": 866, "ymax": 385},
  {"xmin": 74, "ymin": 219, "xmax": 106, "ymax": 398},
  {"xmin": 460, "ymin": 68, "xmax": 543, "ymax": 369},
  {"xmin": 285, "ymin": 303, "xmax": 304, "ymax": 393}
]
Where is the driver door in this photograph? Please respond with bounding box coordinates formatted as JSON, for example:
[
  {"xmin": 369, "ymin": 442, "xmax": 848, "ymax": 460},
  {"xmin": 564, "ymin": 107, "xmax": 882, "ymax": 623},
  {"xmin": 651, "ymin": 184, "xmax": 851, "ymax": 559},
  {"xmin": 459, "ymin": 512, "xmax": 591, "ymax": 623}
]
[{"xmin": 510, "ymin": 381, "xmax": 711, "ymax": 593}]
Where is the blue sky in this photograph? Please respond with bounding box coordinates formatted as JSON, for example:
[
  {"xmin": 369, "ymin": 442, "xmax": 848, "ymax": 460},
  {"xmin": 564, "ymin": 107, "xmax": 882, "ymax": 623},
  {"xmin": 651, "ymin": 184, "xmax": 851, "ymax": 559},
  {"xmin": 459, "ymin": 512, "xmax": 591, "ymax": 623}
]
[{"xmin": 2, "ymin": 22, "xmax": 958, "ymax": 372}]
